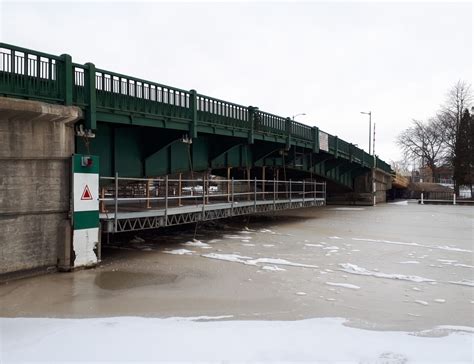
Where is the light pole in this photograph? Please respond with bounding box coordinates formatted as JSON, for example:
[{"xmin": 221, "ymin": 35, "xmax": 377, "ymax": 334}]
[
  {"xmin": 292, "ymin": 113, "xmax": 306, "ymax": 120},
  {"xmin": 361, "ymin": 111, "xmax": 376, "ymax": 206},
  {"xmin": 360, "ymin": 111, "xmax": 372, "ymax": 155}
]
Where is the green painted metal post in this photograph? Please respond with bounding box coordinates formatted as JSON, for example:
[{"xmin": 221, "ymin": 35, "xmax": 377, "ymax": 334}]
[
  {"xmin": 312, "ymin": 126, "xmax": 319, "ymax": 153},
  {"xmin": 10, "ymin": 50, "xmax": 15, "ymax": 74},
  {"xmin": 190, "ymin": 89, "xmax": 198, "ymax": 138},
  {"xmin": 60, "ymin": 54, "xmax": 73, "ymax": 106},
  {"xmin": 85, "ymin": 62, "xmax": 97, "ymax": 130},
  {"xmin": 248, "ymin": 106, "xmax": 256, "ymax": 144},
  {"xmin": 335, "ymin": 136, "xmax": 339, "ymax": 158},
  {"xmin": 286, "ymin": 117, "xmax": 292, "ymax": 150},
  {"xmin": 36, "ymin": 56, "xmax": 40, "ymax": 82},
  {"xmin": 23, "ymin": 52, "xmax": 28, "ymax": 93}
]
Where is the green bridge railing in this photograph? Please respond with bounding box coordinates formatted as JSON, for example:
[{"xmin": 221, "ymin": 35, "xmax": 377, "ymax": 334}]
[{"xmin": 0, "ymin": 42, "xmax": 391, "ymax": 174}]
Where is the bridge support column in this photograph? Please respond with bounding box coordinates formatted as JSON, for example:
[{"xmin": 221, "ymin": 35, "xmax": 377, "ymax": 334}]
[
  {"xmin": 326, "ymin": 168, "xmax": 392, "ymax": 206},
  {"xmin": 0, "ymin": 97, "xmax": 81, "ymax": 278}
]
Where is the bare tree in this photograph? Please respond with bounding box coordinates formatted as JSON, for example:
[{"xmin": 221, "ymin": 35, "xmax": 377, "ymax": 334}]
[
  {"xmin": 397, "ymin": 81, "xmax": 472, "ymax": 185},
  {"xmin": 443, "ymin": 80, "xmax": 473, "ymax": 128},
  {"xmin": 397, "ymin": 119, "xmax": 445, "ymax": 179},
  {"xmin": 438, "ymin": 81, "xmax": 473, "ymax": 165},
  {"xmin": 390, "ymin": 157, "xmax": 411, "ymax": 176}
]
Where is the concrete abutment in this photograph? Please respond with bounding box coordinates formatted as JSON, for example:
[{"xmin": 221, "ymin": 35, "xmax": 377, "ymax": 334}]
[
  {"xmin": 326, "ymin": 169, "xmax": 392, "ymax": 205},
  {"xmin": 0, "ymin": 97, "xmax": 81, "ymax": 277}
]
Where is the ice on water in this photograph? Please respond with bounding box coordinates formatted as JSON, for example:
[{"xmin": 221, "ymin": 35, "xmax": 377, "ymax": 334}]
[{"xmin": 339, "ymin": 263, "xmax": 436, "ymax": 283}]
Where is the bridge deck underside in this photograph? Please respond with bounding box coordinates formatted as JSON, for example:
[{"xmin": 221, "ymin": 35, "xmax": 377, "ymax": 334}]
[{"xmin": 101, "ymin": 197, "xmax": 325, "ymax": 233}]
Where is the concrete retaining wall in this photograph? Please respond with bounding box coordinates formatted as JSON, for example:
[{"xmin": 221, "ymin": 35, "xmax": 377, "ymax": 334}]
[{"xmin": 0, "ymin": 97, "xmax": 81, "ymax": 276}]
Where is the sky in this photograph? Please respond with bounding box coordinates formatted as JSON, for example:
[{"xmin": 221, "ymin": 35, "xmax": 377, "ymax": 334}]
[{"xmin": 1, "ymin": 0, "xmax": 472, "ymax": 163}]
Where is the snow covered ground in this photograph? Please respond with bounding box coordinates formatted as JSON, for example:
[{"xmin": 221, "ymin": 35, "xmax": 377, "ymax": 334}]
[{"xmin": 2, "ymin": 316, "xmax": 473, "ymax": 363}]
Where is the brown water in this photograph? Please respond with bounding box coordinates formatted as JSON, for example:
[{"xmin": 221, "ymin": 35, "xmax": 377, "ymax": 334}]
[{"xmin": 1, "ymin": 202, "xmax": 473, "ymax": 331}]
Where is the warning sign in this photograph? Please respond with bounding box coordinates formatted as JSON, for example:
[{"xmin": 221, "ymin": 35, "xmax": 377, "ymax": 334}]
[
  {"xmin": 74, "ymin": 172, "xmax": 99, "ymax": 212},
  {"xmin": 81, "ymin": 185, "xmax": 93, "ymax": 200}
]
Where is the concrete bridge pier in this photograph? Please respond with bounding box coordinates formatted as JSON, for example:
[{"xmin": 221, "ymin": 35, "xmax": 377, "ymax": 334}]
[
  {"xmin": 327, "ymin": 168, "xmax": 392, "ymax": 205},
  {"xmin": 0, "ymin": 97, "xmax": 81, "ymax": 278}
]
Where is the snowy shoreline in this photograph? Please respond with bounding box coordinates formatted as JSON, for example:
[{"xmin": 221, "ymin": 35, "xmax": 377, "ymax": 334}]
[{"xmin": 2, "ymin": 316, "xmax": 473, "ymax": 362}]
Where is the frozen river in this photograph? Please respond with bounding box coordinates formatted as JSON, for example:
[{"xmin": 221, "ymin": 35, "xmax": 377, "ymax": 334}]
[{"xmin": 1, "ymin": 201, "xmax": 473, "ymax": 362}]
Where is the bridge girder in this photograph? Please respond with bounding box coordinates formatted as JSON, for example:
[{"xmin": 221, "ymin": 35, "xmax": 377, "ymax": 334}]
[{"xmin": 76, "ymin": 122, "xmax": 372, "ymax": 190}]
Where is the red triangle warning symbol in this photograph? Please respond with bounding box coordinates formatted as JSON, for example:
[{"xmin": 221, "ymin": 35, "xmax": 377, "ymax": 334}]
[{"xmin": 81, "ymin": 185, "xmax": 93, "ymax": 200}]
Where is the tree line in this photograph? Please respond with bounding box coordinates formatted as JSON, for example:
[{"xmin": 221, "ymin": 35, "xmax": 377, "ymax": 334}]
[{"xmin": 396, "ymin": 81, "xmax": 473, "ymax": 195}]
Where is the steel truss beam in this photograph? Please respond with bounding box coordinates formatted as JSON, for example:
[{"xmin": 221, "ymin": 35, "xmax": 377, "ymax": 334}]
[{"xmin": 103, "ymin": 198, "xmax": 325, "ymax": 233}]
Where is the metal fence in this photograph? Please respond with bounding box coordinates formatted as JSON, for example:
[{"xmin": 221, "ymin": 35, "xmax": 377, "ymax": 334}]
[
  {"xmin": 421, "ymin": 191, "xmax": 472, "ymax": 201},
  {"xmin": 418, "ymin": 189, "xmax": 473, "ymax": 206},
  {"xmin": 98, "ymin": 176, "xmax": 326, "ymax": 232}
]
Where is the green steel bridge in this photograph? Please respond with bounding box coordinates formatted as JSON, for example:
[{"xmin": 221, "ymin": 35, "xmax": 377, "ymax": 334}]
[{"xmin": 0, "ymin": 42, "xmax": 391, "ymax": 189}]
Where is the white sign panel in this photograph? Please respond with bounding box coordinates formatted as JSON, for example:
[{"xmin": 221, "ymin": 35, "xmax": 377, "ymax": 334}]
[
  {"xmin": 319, "ymin": 131, "xmax": 329, "ymax": 152},
  {"xmin": 73, "ymin": 172, "xmax": 99, "ymax": 212}
]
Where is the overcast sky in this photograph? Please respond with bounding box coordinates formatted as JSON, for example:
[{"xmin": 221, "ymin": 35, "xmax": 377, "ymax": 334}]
[{"xmin": 1, "ymin": 1, "xmax": 472, "ymax": 163}]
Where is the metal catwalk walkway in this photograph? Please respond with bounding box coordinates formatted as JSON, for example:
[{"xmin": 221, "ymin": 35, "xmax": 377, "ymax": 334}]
[{"xmin": 99, "ymin": 177, "xmax": 326, "ymax": 233}]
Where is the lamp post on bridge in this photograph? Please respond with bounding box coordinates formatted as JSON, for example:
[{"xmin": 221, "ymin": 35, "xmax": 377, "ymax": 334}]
[
  {"xmin": 361, "ymin": 111, "xmax": 376, "ymax": 206},
  {"xmin": 292, "ymin": 113, "xmax": 306, "ymax": 120},
  {"xmin": 360, "ymin": 111, "xmax": 372, "ymax": 155}
]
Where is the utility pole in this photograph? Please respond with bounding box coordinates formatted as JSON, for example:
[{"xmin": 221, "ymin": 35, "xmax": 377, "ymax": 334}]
[
  {"xmin": 361, "ymin": 111, "xmax": 375, "ymax": 206},
  {"xmin": 373, "ymin": 122, "xmax": 376, "ymax": 158},
  {"xmin": 373, "ymin": 122, "xmax": 376, "ymax": 206},
  {"xmin": 360, "ymin": 111, "xmax": 372, "ymax": 155}
]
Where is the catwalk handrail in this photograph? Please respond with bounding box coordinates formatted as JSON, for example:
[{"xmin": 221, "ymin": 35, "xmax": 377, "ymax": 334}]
[
  {"xmin": 98, "ymin": 176, "xmax": 326, "ymax": 208},
  {"xmin": 99, "ymin": 176, "xmax": 326, "ymax": 232}
]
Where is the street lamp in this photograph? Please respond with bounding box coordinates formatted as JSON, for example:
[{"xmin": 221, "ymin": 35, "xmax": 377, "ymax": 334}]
[
  {"xmin": 292, "ymin": 113, "xmax": 306, "ymax": 120},
  {"xmin": 360, "ymin": 111, "xmax": 372, "ymax": 155},
  {"xmin": 361, "ymin": 111, "xmax": 376, "ymax": 206}
]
